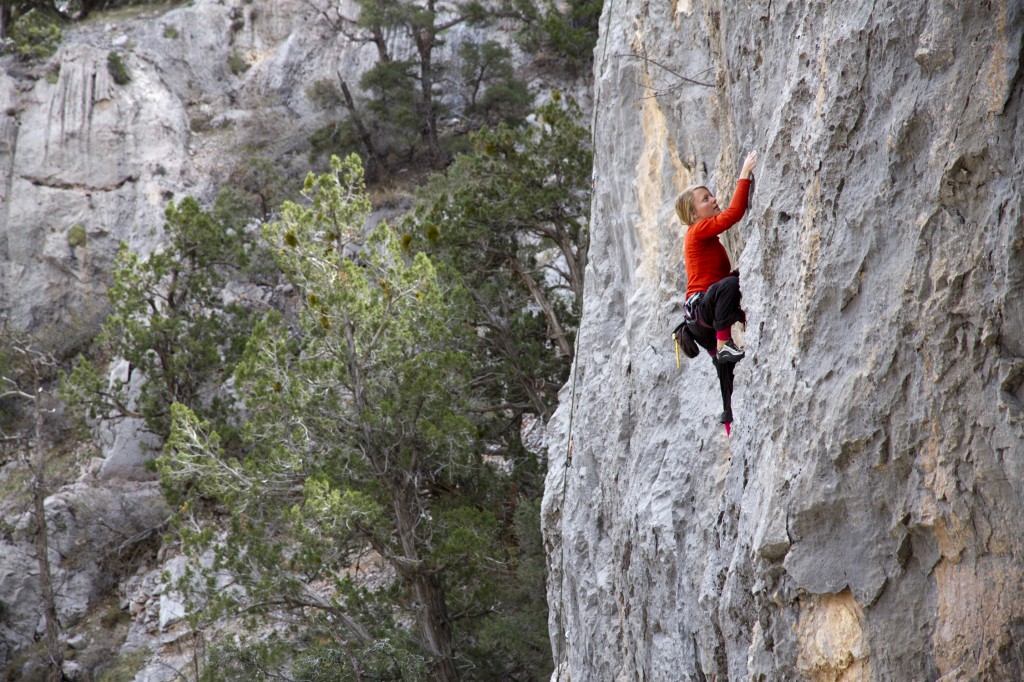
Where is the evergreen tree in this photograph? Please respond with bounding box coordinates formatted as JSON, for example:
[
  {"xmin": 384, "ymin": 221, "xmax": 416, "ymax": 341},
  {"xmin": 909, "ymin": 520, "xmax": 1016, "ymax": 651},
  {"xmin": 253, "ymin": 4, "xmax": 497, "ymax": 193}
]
[
  {"xmin": 458, "ymin": 40, "xmax": 532, "ymax": 125},
  {"xmin": 512, "ymin": 0, "xmax": 603, "ymax": 72},
  {"xmin": 306, "ymin": 0, "xmax": 530, "ymax": 171},
  {"xmin": 161, "ymin": 155, "xmax": 551, "ymax": 681},
  {"xmin": 61, "ymin": 195, "xmax": 259, "ymax": 445},
  {"xmin": 408, "ymin": 96, "xmax": 591, "ymax": 420}
]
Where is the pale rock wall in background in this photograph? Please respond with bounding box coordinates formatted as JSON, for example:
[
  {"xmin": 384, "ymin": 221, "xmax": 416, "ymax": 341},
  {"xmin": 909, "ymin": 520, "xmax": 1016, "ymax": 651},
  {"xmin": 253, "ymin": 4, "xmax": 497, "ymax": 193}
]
[
  {"xmin": 0, "ymin": 0, "xmax": 371, "ymax": 339},
  {"xmin": 544, "ymin": 1, "xmax": 1023, "ymax": 680},
  {"xmin": 0, "ymin": 0, "xmax": 575, "ymax": 342},
  {"xmin": 0, "ymin": 1, "xmax": 585, "ymax": 676},
  {"xmin": 0, "ymin": 479, "xmax": 168, "ymax": 666}
]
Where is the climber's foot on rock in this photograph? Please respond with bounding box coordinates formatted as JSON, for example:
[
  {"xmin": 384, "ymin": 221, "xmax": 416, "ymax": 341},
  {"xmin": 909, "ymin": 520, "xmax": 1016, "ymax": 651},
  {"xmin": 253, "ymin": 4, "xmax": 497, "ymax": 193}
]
[{"xmin": 716, "ymin": 340, "xmax": 745, "ymax": 363}]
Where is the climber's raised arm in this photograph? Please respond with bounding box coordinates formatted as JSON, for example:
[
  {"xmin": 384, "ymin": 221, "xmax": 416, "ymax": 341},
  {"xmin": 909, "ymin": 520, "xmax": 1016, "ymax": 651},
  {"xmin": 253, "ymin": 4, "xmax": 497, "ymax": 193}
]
[
  {"xmin": 677, "ymin": 150, "xmax": 758, "ymax": 240},
  {"xmin": 739, "ymin": 149, "xmax": 757, "ymax": 180}
]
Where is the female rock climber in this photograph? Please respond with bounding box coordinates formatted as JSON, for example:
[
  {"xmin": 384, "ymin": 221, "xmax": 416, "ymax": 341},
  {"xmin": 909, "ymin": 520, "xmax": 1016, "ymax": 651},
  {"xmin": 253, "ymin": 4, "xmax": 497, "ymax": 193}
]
[{"xmin": 674, "ymin": 150, "xmax": 757, "ymax": 431}]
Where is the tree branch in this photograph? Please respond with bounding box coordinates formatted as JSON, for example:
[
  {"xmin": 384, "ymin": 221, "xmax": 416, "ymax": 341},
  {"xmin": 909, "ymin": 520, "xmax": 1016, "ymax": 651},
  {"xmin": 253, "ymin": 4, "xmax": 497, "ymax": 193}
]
[{"xmin": 613, "ymin": 52, "xmax": 715, "ymax": 88}]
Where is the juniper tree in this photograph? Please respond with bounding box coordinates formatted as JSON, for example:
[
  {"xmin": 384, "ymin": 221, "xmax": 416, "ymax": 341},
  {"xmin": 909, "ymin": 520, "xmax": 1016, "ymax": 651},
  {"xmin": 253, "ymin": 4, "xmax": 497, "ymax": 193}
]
[
  {"xmin": 161, "ymin": 155, "xmax": 550, "ymax": 681},
  {"xmin": 458, "ymin": 40, "xmax": 532, "ymax": 125},
  {"xmin": 61, "ymin": 195, "xmax": 259, "ymax": 445},
  {"xmin": 305, "ymin": 0, "xmax": 530, "ymax": 171},
  {"xmin": 511, "ymin": 0, "xmax": 603, "ymax": 72},
  {"xmin": 408, "ymin": 96, "xmax": 591, "ymax": 420}
]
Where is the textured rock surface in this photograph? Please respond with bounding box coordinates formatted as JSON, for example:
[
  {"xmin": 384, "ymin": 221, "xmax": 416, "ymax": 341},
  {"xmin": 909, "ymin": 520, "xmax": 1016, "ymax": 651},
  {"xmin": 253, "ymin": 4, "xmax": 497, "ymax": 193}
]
[
  {"xmin": 0, "ymin": 0, "xmax": 578, "ymax": 341},
  {"xmin": 0, "ymin": 0, "xmax": 372, "ymax": 338},
  {"xmin": 543, "ymin": 1, "xmax": 1023, "ymax": 680},
  {"xmin": 0, "ymin": 480, "xmax": 168, "ymax": 661}
]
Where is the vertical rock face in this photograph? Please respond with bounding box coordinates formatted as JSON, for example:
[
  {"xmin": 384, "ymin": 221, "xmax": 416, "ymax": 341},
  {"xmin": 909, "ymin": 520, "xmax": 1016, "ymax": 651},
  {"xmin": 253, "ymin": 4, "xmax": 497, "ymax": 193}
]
[
  {"xmin": 0, "ymin": 0, "xmax": 373, "ymax": 339},
  {"xmin": 544, "ymin": 1, "xmax": 1023, "ymax": 680},
  {"xmin": 0, "ymin": 0, "xmax": 574, "ymax": 343}
]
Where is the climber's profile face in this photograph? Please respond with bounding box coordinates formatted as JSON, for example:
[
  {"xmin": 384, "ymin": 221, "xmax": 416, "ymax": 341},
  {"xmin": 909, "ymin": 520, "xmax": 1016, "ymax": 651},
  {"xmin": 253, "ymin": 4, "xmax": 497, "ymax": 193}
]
[{"xmin": 693, "ymin": 187, "xmax": 721, "ymax": 220}]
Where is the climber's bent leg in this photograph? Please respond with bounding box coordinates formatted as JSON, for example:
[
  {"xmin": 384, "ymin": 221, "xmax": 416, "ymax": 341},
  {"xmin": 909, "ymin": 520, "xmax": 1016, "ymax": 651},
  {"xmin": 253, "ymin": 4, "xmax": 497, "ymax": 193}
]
[
  {"xmin": 686, "ymin": 320, "xmax": 717, "ymax": 357},
  {"xmin": 699, "ymin": 276, "xmax": 745, "ymax": 361},
  {"xmin": 703, "ymin": 275, "xmax": 743, "ymax": 331}
]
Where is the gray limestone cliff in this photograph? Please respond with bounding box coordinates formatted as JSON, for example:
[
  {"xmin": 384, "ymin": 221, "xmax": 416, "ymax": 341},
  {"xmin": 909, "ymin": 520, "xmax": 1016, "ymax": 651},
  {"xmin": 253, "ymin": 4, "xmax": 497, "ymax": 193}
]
[
  {"xmin": 0, "ymin": 0, "xmax": 391, "ymax": 338},
  {"xmin": 543, "ymin": 1, "xmax": 1023, "ymax": 680}
]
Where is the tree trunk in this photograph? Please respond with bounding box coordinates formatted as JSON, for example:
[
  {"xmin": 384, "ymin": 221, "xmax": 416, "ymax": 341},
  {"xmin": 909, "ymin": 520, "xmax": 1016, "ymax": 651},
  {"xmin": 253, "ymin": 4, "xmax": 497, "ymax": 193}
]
[
  {"xmin": 29, "ymin": 368, "xmax": 62, "ymax": 682},
  {"xmin": 0, "ymin": 3, "xmax": 11, "ymax": 42},
  {"xmin": 413, "ymin": 18, "xmax": 442, "ymax": 163},
  {"xmin": 510, "ymin": 258, "xmax": 573, "ymax": 359},
  {"xmin": 392, "ymin": 486, "xmax": 458, "ymax": 681},
  {"xmin": 555, "ymin": 224, "xmax": 585, "ymax": 309},
  {"xmin": 339, "ymin": 78, "xmax": 383, "ymax": 170},
  {"xmin": 412, "ymin": 572, "xmax": 458, "ymax": 681}
]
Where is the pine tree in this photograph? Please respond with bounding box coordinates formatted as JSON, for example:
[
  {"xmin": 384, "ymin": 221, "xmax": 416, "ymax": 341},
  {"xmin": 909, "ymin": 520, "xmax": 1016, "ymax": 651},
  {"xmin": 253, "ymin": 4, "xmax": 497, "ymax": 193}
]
[
  {"xmin": 161, "ymin": 155, "xmax": 549, "ymax": 680},
  {"xmin": 408, "ymin": 96, "xmax": 591, "ymax": 420},
  {"xmin": 61, "ymin": 195, "xmax": 259, "ymax": 445}
]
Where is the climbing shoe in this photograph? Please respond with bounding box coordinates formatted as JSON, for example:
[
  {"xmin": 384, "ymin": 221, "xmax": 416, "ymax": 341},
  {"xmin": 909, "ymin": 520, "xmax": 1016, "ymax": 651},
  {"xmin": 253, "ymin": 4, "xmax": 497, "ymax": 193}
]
[{"xmin": 716, "ymin": 340, "xmax": 745, "ymax": 364}]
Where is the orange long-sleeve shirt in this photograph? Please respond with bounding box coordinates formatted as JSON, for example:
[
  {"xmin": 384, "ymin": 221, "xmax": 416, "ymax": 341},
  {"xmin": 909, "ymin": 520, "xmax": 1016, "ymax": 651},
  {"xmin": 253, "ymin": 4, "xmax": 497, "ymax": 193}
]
[{"xmin": 684, "ymin": 179, "xmax": 751, "ymax": 298}]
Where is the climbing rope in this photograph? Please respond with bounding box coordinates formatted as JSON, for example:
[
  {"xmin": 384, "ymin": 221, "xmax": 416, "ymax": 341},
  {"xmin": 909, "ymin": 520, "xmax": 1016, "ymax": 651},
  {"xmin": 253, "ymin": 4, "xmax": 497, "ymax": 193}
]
[
  {"xmin": 554, "ymin": 2, "xmax": 613, "ymax": 672},
  {"xmin": 555, "ymin": 323, "xmax": 582, "ymax": 682}
]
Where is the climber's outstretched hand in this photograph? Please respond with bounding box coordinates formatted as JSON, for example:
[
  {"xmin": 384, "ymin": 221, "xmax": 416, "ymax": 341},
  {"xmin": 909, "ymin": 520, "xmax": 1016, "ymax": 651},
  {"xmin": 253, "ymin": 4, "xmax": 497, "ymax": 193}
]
[{"xmin": 740, "ymin": 150, "xmax": 758, "ymax": 179}]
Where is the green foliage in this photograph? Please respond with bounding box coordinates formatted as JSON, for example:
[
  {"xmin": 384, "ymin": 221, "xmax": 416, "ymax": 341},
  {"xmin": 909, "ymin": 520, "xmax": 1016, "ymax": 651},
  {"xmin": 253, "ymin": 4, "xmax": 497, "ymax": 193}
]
[
  {"xmin": 314, "ymin": 0, "xmax": 525, "ymax": 171},
  {"xmin": 6, "ymin": 9, "xmax": 62, "ymax": 62},
  {"xmin": 357, "ymin": 59, "xmax": 422, "ymax": 160},
  {"xmin": 98, "ymin": 601, "xmax": 132, "ymax": 629},
  {"xmin": 308, "ymin": 120, "xmax": 363, "ymax": 166},
  {"xmin": 542, "ymin": 0, "xmax": 602, "ymax": 67},
  {"xmin": 473, "ymin": 499, "xmax": 552, "ymax": 676},
  {"xmin": 202, "ymin": 635, "xmax": 429, "ymax": 682},
  {"xmin": 106, "ymin": 51, "xmax": 130, "ymax": 85},
  {"xmin": 221, "ymin": 155, "xmax": 293, "ymax": 224},
  {"xmin": 95, "ymin": 647, "xmax": 151, "ymax": 682},
  {"xmin": 61, "ymin": 196, "xmax": 259, "ymax": 444},
  {"xmin": 306, "ymin": 79, "xmax": 343, "ymax": 111},
  {"xmin": 162, "ymin": 24, "xmax": 178, "ymax": 39},
  {"xmin": 2, "ymin": 642, "xmax": 48, "ymax": 682},
  {"xmin": 228, "ymin": 51, "xmax": 249, "ymax": 76},
  {"xmin": 67, "ymin": 223, "xmax": 87, "ymax": 248},
  {"xmin": 408, "ymin": 97, "xmax": 591, "ymax": 419},
  {"xmin": 0, "ymin": 341, "xmax": 20, "ymax": 432},
  {"xmin": 459, "ymin": 40, "xmax": 532, "ymax": 125},
  {"xmin": 161, "ymin": 155, "xmax": 551, "ymax": 680},
  {"xmin": 514, "ymin": 0, "xmax": 602, "ymax": 71}
]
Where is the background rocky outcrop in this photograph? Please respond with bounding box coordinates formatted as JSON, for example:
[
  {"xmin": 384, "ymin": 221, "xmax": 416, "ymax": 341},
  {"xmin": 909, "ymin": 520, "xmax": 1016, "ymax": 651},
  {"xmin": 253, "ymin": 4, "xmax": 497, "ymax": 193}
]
[
  {"xmin": 0, "ymin": 1, "xmax": 586, "ymax": 677},
  {"xmin": 544, "ymin": 1, "xmax": 1023, "ymax": 680},
  {"xmin": 0, "ymin": 0, "xmax": 576, "ymax": 344},
  {"xmin": 0, "ymin": 0, "xmax": 368, "ymax": 339},
  {"xmin": 0, "ymin": 3, "xmax": 371, "ymax": 673}
]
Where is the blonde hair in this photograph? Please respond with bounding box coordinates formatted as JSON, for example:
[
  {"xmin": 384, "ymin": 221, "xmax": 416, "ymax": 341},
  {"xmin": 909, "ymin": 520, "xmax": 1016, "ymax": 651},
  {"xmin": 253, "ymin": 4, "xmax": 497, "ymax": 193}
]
[{"xmin": 675, "ymin": 185, "xmax": 708, "ymax": 226}]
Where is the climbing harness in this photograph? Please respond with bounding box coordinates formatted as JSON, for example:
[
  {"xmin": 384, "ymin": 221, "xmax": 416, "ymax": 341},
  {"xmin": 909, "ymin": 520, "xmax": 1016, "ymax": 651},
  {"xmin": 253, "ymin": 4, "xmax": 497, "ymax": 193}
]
[
  {"xmin": 671, "ymin": 289, "xmax": 739, "ymax": 437},
  {"xmin": 672, "ymin": 291, "xmax": 708, "ymax": 366},
  {"xmin": 683, "ymin": 291, "xmax": 703, "ymax": 322}
]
